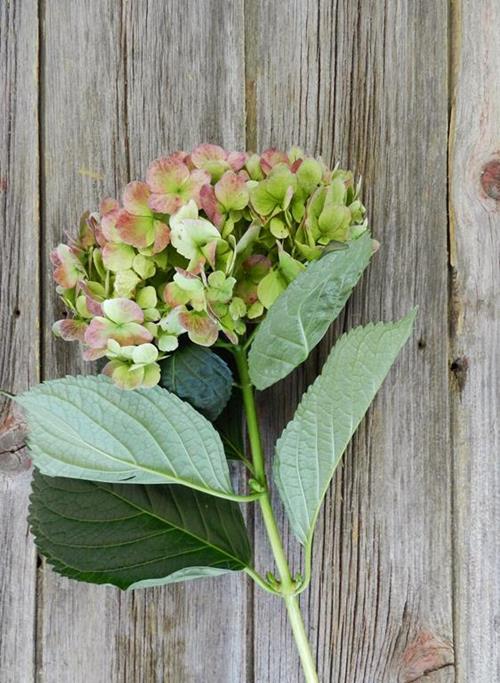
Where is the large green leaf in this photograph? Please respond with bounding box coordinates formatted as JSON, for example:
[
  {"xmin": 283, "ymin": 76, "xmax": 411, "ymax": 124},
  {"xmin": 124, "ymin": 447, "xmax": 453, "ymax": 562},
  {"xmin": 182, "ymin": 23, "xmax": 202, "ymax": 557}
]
[
  {"xmin": 16, "ymin": 375, "xmax": 234, "ymax": 498},
  {"xmin": 29, "ymin": 470, "xmax": 251, "ymax": 589},
  {"xmin": 274, "ymin": 310, "xmax": 416, "ymax": 546},
  {"xmin": 248, "ymin": 232, "xmax": 373, "ymax": 390},
  {"xmin": 159, "ymin": 345, "xmax": 233, "ymax": 421},
  {"xmin": 214, "ymin": 388, "xmax": 244, "ymax": 460}
]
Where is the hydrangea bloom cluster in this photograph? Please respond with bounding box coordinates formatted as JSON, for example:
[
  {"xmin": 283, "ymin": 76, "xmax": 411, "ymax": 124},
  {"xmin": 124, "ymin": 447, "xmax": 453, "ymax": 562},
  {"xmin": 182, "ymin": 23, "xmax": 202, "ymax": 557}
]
[{"xmin": 51, "ymin": 145, "xmax": 367, "ymax": 389}]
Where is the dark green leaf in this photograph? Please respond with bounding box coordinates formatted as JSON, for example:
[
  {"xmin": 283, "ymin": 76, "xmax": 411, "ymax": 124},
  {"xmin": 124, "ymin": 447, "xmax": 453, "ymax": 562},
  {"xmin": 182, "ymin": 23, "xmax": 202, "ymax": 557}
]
[
  {"xmin": 214, "ymin": 388, "xmax": 244, "ymax": 460},
  {"xmin": 29, "ymin": 470, "xmax": 252, "ymax": 590},
  {"xmin": 159, "ymin": 345, "xmax": 233, "ymax": 421}
]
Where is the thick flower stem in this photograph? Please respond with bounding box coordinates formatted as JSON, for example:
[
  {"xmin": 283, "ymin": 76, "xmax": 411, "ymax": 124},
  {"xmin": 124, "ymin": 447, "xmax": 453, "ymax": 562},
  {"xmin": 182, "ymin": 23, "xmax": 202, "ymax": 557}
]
[{"xmin": 233, "ymin": 346, "xmax": 319, "ymax": 683}]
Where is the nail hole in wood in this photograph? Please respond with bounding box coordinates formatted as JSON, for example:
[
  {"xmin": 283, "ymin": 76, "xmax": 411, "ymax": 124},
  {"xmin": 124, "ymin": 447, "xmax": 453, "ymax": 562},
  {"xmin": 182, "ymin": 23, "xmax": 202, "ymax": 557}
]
[{"xmin": 450, "ymin": 356, "xmax": 468, "ymax": 393}]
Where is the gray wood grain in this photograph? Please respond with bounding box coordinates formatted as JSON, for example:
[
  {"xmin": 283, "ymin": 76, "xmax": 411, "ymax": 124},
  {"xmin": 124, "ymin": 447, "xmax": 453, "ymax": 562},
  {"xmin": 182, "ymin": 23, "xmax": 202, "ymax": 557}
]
[
  {"xmin": 247, "ymin": 1, "xmax": 454, "ymax": 681},
  {"xmin": 449, "ymin": 1, "xmax": 500, "ymax": 681},
  {"xmin": 115, "ymin": 4, "xmax": 248, "ymax": 681},
  {"xmin": 0, "ymin": 1, "xmax": 39, "ymax": 682},
  {"xmin": 38, "ymin": 2, "xmax": 129, "ymax": 681},
  {"xmin": 39, "ymin": 1, "xmax": 248, "ymax": 682},
  {"xmin": 2, "ymin": 1, "xmax": 499, "ymax": 681}
]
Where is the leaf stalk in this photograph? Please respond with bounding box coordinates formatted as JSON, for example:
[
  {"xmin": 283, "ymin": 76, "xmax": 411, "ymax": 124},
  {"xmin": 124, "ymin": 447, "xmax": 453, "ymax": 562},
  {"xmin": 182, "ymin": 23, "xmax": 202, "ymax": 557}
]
[{"xmin": 233, "ymin": 345, "xmax": 319, "ymax": 683}]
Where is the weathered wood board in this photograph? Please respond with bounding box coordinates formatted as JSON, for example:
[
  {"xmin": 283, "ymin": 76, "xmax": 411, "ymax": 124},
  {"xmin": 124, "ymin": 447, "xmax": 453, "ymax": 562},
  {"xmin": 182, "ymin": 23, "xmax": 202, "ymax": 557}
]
[
  {"xmin": 247, "ymin": 2, "xmax": 454, "ymax": 681},
  {"xmin": 0, "ymin": 2, "xmax": 39, "ymax": 682},
  {"xmin": 449, "ymin": 1, "xmax": 500, "ymax": 681},
  {"xmin": 0, "ymin": 1, "xmax": 498, "ymax": 681}
]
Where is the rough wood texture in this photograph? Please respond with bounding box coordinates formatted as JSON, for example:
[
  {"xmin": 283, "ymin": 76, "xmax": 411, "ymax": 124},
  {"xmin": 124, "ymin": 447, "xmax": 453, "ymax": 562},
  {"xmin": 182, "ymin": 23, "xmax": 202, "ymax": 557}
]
[
  {"xmin": 449, "ymin": 1, "xmax": 500, "ymax": 681},
  {"xmin": 246, "ymin": 1, "xmax": 454, "ymax": 681},
  {"xmin": 0, "ymin": 2, "xmax": 39, "ymax": 682},
  {"xmin": 38, "ymin": 2, "xmax": 248, "ymax": 682},
  {"xmin": 115, "ymin": 3, "xmax": 248, "ymax": 681},
  {"xmin": 0, "ymin": 1, "xmax": 498, "ymax": 681},
  {"xmin": 38, "ymin": 3, "xmax": 128, "ymax": 681}
]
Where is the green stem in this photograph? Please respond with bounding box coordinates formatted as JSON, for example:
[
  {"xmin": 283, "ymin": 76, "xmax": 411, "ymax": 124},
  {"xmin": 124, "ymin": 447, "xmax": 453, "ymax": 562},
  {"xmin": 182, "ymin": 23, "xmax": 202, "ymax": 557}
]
[{"xmin": 233, "ymin": 347, "xmax": 319, "ymax": 683}]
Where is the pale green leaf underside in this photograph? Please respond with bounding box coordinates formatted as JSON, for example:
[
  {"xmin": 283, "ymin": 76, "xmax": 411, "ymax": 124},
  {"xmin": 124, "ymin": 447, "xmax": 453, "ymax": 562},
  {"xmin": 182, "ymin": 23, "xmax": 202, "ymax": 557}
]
[
  {"xmin": 17, "ymin": 375, "xmax": 233, "ymax": 497},
  {"xmin": 274, "ymin": 310, "xmax": 417, "ymax": 545},
  {"xmin": 127, "ymin": 566, "xmax": 230, "ymax": 590},
  {"xmin": 248, "ymin": 233, "xmax": 373, "ymax": 390},
  {"xmin": 29, "ymin": 472, "xmax": 251, "ymax": 589}
]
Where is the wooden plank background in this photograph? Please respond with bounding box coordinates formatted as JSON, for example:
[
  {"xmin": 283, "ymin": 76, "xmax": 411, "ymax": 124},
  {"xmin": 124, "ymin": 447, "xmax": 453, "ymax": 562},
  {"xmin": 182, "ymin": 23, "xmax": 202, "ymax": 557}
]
[{"xmin": 0, "ymin": 1, "xmax": 498, "ymax": 681}]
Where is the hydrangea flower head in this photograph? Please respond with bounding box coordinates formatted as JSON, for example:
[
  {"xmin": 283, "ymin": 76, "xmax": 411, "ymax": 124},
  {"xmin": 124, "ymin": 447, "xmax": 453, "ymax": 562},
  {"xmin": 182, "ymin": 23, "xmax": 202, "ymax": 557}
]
[{"xmin": 52, "ymin": 146, "xmax": 368, "ymax": 388}]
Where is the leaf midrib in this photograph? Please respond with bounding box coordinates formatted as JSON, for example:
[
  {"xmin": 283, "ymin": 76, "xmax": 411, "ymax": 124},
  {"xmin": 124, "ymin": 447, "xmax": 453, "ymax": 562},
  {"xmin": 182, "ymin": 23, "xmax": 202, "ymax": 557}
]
[{"xmin": 25, "ymin": 389, "xmax": 232, "ymax": 497}]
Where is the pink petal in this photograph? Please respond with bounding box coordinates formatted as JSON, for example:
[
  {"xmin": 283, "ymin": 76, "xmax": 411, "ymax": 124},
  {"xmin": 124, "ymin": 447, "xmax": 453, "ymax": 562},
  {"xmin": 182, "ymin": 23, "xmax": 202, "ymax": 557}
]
[
  {"xmin": 51, "ymin": 244, "xmax": 83, "ymax": 288},
  {"xmin": 79, "ymin": 282, "xmax": 104, "ymax": 315},
  {"xmin": 100, "ymin": 208, "xmax": 121, "ymax": 242},
  {"xmin": 200, "ymin": 240, "xmax": 217, "ymax": 269},
  {"xmin": 82, "ymin": 346, "xmax": 108, "ymax": 361},
  {"xmin": 102, "ymin": 298, "xmax": 144, "ymax": 324},
  {"xmin": 214, "ymin": 171, "xmax": 249, "ymax": 211},
  {"xmin": 178, "ymin": 311, "xmax": 219, "ymax": 347},
  {"xmin": 222, "ymin": 327, "xmax": 239, "ymax": 345},
  {"xmin": 260, "ymin": 148, "xmax": 289, "ymax": 175},
  {"xmin": 122, "ymin": 181, "xmax": 152, "ymax": 216},
  {"xmin": 100, "ymin": 197, "xmax": 119, "ymax": 215},
  {"xmin": 52, "ymin": 318, "xmax": 87, "ymax": 342},
  {"xmin": 152, "ymin": 221, "xmax": 171, "ymax": 254},
  {"xmin": 102, "ymin": 242, "xmax": 135, "ymax": 272},
  {"xmin": 84, "ymin": 317, "xmax": 116, "ymax": 348},
  {"xmin": 227, "ymin": 151, "xmax": 247, "ymax": 172},
  {"xmin": 116, "ymin": 210, "xmax": 154, "ymax": 248},
  {"xmin": 148, "ymin": 192, "xmax": 183, "ymax": 214},
  {"xmin": 187, "ymin": 169, "xmax": 210, "ymax": 206},
  {"xmin": 162, "ymin": 282, "xmax": 191, "ymax": 307},
  {"xmin": 169, "ymin": 150, "xmax": 189, "ymax": 163},
  {"xmin": 78, "ymin": 211, "xmax": 97, "ymax": 249},
  {"xmin": 146, "ymin": 157, "xmax": 190, "ymax": 194},
  {"xmin": 191, "ymin": 143, "xmax": 226, "ymax": 167},
  {"xmin": 111, "ymin": 322, "xmax": 153, "ymax": 346},
  {"xmin": 199, "ymin": 184, "xmax": 223, "ymax": 226}
]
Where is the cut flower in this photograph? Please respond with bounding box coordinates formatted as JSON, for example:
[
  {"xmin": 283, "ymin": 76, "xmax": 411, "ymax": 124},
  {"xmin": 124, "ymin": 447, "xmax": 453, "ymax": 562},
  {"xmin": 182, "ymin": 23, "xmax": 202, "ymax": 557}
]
[{"xmin": 51, "ymin": 144, "xmax": 368, "ymax": 388}]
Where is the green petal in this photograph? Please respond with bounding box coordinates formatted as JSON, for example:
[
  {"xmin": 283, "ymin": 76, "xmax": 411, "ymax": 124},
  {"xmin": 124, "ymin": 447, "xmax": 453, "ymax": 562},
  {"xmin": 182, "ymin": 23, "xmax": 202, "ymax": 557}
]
[{"xmin": 257, "ymin": 270, "xmax": 287, "ymax": 309}]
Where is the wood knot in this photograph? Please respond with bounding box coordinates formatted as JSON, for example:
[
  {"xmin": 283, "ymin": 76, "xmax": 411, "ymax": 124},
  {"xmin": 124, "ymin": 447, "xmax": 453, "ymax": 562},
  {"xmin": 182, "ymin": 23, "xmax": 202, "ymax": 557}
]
[
  {"xmin": 0, "ymin": 411, "xmax": 30, "ymax": 475},
  {"xmin": 480, "ymin": 160, "xmax": 500, "ymax": 201},
  {"xmin": 400, "ymin": 631, "xmax": 454, "ymax": 682}
]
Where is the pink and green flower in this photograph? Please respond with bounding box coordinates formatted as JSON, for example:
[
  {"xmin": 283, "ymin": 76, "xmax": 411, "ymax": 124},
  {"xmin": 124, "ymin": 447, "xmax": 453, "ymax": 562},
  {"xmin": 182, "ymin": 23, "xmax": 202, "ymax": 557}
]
[
  {"xmin": 51, "ymin": 145, "xmax": 367, "ymax": 390},
  {"xmin": 116, "ymin": 181, "xmax": 170, "ymax": 252},
  {"xmin": 103, "ymin": 341, "xmax": 161, "ymax": 390},
  {"xmin": 51, "ymin": 244, "xmax": 85, "ymax": 289},
  {"xmin": 169, "ymin": 200, "xmax": 222, "ymax": 271},
  {"xmin": 146, "ymin": 155, "xmax": 209, "ymax": 214},
  {"xmin": 190, "ymin": 144, "xmax": 246, "ymax": 182},
  {"xmin": 84, "ymin": 298, "xmax": 153, "ymax": 349}
]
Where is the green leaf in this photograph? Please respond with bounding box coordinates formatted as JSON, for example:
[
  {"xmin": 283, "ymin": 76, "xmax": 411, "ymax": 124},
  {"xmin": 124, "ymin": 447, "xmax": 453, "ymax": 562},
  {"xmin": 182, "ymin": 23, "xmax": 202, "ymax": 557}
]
[
  {"xmin": 29, "ymin": 470, "xmax": 251, "ymax": 589},
  {"xmin": 248, "ymin": 232, "xmax": 373, "ymax": 390},
  {"xmin": 159, "ymin": 345, "xmax": 233, "ymax": 422},
  {"xmin": 16, "ymin": 375, "xmax": 234, "ymax": 498},
  {"xmin": 273, "ymin": 310, "xmax": 416, "ymax": 546},
  {"xmin": 214, "ymin": 388, "xmax": 244, "ymax": 461}
]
